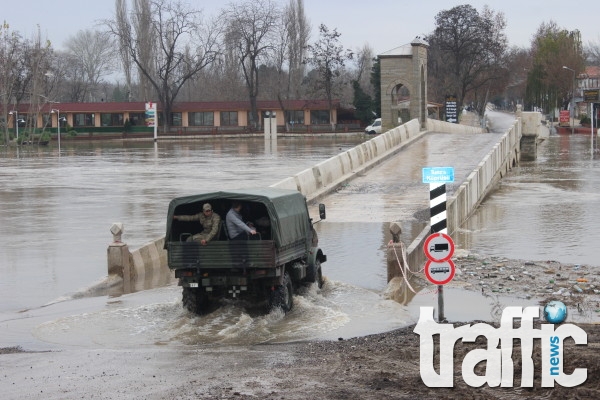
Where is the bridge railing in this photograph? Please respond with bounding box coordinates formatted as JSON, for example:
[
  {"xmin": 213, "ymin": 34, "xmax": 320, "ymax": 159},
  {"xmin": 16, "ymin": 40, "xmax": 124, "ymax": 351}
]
[
  {"xmin": 271, "ymin": 118, "xmax": 425, "ymax": 202},
  {"xmin": 108, "ymin": 116, "xmax": 530, "ymax": 294}
]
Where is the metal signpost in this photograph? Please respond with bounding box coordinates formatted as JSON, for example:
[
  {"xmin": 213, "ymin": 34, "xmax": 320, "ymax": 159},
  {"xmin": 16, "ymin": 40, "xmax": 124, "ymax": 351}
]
[
  {"xmin": 51, "ymin": 109, "xmax": 61, "ymax": 154},
  {"xmin": 145, "ymin": 102, "xmax": 158, "ymax": 142},
  {"xmin": 422, "ymin": 167, "xmax": 455, "ymax": 322},
  {"xmin": 584, "ymin": 90, "xmax": 599, "ymax": 157}
]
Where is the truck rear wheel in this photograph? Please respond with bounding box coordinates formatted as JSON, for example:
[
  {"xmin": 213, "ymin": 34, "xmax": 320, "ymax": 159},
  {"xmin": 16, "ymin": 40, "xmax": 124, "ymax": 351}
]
[
  {"xmin": 182, "ymin": 287, "xmax": 209, "ymax": 315},
  {"xmin": 269, "ymin": 272, "xmax": 293, "ymax": 313}
]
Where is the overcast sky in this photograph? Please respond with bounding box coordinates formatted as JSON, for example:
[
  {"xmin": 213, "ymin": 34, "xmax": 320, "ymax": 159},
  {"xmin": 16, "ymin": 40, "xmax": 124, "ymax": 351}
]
[{"xmin": 3, "ymin": 0, "xmax": 598, "ymax": 56}]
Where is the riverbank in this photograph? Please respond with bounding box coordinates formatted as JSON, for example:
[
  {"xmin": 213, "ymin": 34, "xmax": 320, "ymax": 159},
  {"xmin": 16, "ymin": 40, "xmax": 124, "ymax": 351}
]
[
  {"xmin": 2, "ymin": 253, "xmax": 598, "ymax": 399},
  {"xmin": 452, "ymin": 252, "xmax": 600, "ymax": 320},
  {"xmin": 2, "ymin": 320, "xmax": 598, "ymax": 399}
]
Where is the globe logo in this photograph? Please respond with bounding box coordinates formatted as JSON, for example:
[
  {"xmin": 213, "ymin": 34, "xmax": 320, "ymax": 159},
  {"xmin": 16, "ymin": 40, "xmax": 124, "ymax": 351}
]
[{"xmin": 544, "ymin": 300, "xmax": 567, "ymax": 324}]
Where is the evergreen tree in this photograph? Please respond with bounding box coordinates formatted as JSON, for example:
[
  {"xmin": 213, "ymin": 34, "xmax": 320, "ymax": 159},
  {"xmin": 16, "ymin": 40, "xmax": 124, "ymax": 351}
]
[
  {"xmin": 352, "ymin": 81, "xmax": 374, "ymax": 124},
  {"xmin": 370, "ymin": 58, "xmax": 381, "ymax": 117}
]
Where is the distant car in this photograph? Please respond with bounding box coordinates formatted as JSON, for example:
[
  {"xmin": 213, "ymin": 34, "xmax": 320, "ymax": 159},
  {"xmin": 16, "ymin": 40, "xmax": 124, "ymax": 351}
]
[{"xmin": 365, "ymin": 118, "xmax": 381, "ymax": 135}]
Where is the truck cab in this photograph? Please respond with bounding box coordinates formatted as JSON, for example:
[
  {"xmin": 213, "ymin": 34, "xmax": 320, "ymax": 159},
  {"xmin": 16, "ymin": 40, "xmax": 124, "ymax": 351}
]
[{"xmin": 165, "ymin": 188, "xmax": 326, "ymax": 315}]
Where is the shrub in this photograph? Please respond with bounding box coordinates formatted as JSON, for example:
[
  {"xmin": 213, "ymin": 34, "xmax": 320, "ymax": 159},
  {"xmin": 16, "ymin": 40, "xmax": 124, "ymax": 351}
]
[
  {"xmin": 123, "ymin": 118, "xmax": 132, "ymax": 133},
  {"xmin": 579, "ymin": 114, "xmax": 591, "ymax": 125}
]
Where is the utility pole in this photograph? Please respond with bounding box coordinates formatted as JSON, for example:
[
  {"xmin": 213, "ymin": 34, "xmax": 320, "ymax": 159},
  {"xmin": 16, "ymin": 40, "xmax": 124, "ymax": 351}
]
[{"xmin": 563, "ymin": 66, "xmax": 576, "ymax": 135}]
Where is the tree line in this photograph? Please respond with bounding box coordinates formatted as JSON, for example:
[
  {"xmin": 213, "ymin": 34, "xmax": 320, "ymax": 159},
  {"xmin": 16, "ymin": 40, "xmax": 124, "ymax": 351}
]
[{"xmin": 1, "ymin": 1, "xmax": 598, "ymax": 144}]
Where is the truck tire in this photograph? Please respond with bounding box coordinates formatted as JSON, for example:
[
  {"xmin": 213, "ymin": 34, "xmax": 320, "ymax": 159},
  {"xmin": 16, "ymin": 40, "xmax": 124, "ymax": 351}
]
[
  {"xmin": 269, "ymin": 272, "xmax": 293, "ymax": 312},
  {"xmin": 182, "ymin": 287, "xmax": 209, "ymax": 315},
  {"xmin": 305, "ymin": 259, "xmax": 324, "ymax": 289}
]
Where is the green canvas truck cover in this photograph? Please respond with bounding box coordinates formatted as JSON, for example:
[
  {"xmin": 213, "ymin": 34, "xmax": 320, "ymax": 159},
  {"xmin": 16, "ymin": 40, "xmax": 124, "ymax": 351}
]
[{"xmin": 165, "ymin": 187, "xmax": 311, "ymax": 249}]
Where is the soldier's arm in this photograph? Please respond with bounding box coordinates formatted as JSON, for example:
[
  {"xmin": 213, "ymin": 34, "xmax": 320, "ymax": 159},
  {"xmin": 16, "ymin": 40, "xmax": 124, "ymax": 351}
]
[{"xmin": 175, "ymin": 213, "xmax": 201, "ymax": 222}]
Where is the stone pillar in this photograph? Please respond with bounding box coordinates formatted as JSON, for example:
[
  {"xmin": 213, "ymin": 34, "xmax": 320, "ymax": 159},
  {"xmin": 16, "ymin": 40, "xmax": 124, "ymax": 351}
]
[
  {"xmin": 410, "ymin": 38, "xmax": 428, "ymax": 129},
  {"xmin": 263, "ymin": 111, "xmax": 277, "ymax": 139},
  {"xmin": 107, "ymin": 222, "xmax": 132, "ymax": 295},
  {"xmin": 379, "ymin": 37, "xmax": 428, "ymax": 133},
  {"xmin": 387, "ymin": 222, "xmax": 405, "ymax": 282},
  {"xmin": 520, "ymin": 111, "xmax": 541, "ymax": 161}
]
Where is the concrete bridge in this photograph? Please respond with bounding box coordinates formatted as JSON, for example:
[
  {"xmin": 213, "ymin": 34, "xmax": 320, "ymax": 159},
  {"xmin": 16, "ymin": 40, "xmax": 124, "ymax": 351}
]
[{"xmin": 107, "ymin": 109, "xmax": 545, "ymax": 295}]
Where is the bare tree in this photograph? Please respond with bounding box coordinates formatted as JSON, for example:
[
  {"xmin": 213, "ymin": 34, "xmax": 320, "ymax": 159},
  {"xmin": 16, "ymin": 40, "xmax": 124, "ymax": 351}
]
[
  {"xmin": 305, "ymin": 24, "xmax": 353, "ymax": 129},
  {"xmin": 221, "ymin": 0, "xmax": 281, "ymax": 129},
  {"xmin": 585, "ymin": 35, "xmax": 600, "ymax": 66},
  {"xmin": 350, "ymin": 43, "xmax": 375, "ymax": 121},
  {"xmin": 25, "ymin": 28, "xmax": 53, "ymax": 140},
  {"xmin": 426, "ymin": 4, "xmax": 508, "ymax": 114},
  {"xmin": 64, "ymin": 29, "xmax": 116, "ymax": 101},
  {"xmin": 132, "ymin": 0, "xmax": 155, "ymax": 101},
  {"xmin": 353, "ymin": 44, "xmax": 374, "ymax": 95},
  {"xmin": 0, "ymin": 23, "xmax": 55, "ymax": 143},
  {"xmin": 59, "ymin": 51, "xmax": 89, "ymax": 102},
  {"xmin": 200, "ymin": 46, "xmax": 246, "ymax": 101},
  {"xmin": 526, "ymin": 21, "xmax": 585, "ymax": 114},
  {"xmin": 285, "ymin": 0, "xmax": 310, "ymax": 99},
  {"xmin": 106, "ymin": 0, "xmax": 220, "ymax": 131},
  {"xmin": 501, "ymin": 46, "xmax": 532, "ymax": 110},
  {"xmin": 115, "ymin": 0, "xmax": 133, "ymax": 101},
  {"xmin": 271, "ymin": 0, "xmax": 310, "ymax": 130},
  {"xmin": 0, "ymin": 22, "xmax": 23, "ymax": 143}
]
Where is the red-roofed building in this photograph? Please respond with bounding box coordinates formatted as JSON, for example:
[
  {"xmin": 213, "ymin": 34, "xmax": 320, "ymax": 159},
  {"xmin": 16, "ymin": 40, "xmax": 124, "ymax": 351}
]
[
  {"xmin": 2, "ymin": 99, "xmax": 346, "ymax": 140},
  {"xmin": 579, "ymin": 66, "xmax": 600, "ymax": 91},
  {"xmin": 578, "ymin": 66, "xmax": 600, "ymax": 126}
]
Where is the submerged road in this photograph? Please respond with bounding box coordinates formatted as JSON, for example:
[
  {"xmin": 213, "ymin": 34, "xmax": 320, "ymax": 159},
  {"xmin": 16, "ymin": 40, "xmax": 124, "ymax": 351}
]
[{"xmin": 316, "ymin": 111, "xmax": 515, "ymax": 248}]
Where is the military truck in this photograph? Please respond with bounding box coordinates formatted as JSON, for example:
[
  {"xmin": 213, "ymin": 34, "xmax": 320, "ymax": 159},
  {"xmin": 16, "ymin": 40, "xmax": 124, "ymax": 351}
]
[{"xmin": 164, "ymin": 188, "xmax": 327, "ymax": 315}]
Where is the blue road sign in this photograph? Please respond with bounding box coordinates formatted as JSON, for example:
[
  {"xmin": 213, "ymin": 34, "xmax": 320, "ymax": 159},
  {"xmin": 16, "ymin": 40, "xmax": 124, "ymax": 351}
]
[{"xmin": 422, "ymin": 167, "xmax": 455, "ymax": 184}]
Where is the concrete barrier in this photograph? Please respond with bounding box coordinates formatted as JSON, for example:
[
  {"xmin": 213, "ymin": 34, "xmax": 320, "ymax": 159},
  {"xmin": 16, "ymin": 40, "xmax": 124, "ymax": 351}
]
[
  {"xmin": 272, "ymin": 118, "xmax": 425, "ymax": 202},
  {"xmin": 427, "ymin": 118, "xmax": 483, "ymax": 134},
  {"xmin": 107, "ymin": 231, "xmax": 173, "ymax": 296},
  {"xmin": 129, "ymin": 236, "xmax": 171, "ymax": 292},
  {"xmin": 451, "ymin": 120, "xmax": 521, "ymax": 226}
]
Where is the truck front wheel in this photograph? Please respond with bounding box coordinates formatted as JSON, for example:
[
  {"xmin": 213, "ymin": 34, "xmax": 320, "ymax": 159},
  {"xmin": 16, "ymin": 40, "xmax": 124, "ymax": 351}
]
[
  {"xmin": 182, "ymin": 287, "xmax": 210, "ymax": 315},
  {"xmin": 305, "ymin": 259, "xmax": 324, "ymax": 289},
  {"xmin": 269, "ymin": 272, "xmax": 293, "ymax": 313}
]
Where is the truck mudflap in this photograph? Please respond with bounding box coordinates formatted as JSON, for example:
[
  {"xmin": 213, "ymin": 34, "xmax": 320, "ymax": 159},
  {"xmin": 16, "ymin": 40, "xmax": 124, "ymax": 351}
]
[{"xmin": 308, "ymin": 246, "xmax": 327, "ymax": 267}]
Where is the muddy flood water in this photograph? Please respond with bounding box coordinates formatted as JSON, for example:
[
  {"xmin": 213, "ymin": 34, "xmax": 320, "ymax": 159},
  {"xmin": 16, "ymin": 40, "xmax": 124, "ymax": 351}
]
[
  {"xmin": 1, "ymin": 135, "xmax": 411, "ymax": 349},
  {"xmin": 1, "ymin": 122, "xmax": 599, "ymax": 350}
]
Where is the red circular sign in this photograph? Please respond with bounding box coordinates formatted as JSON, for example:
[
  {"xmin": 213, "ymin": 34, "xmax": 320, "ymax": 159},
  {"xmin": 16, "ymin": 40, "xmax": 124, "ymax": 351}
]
[
  {"xmin": 423, "ymin": 232, "xmax": 455, "ymax": 262},
  {"xmin": 424, "ymin": 259, "xmax": 456, "ymax": 285}
]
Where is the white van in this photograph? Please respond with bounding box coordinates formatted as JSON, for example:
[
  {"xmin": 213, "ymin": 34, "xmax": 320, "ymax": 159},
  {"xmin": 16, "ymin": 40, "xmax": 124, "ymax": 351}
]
[{"xmin": 365, "ymin": 118, "xmax": 381, "ymax": 135}]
